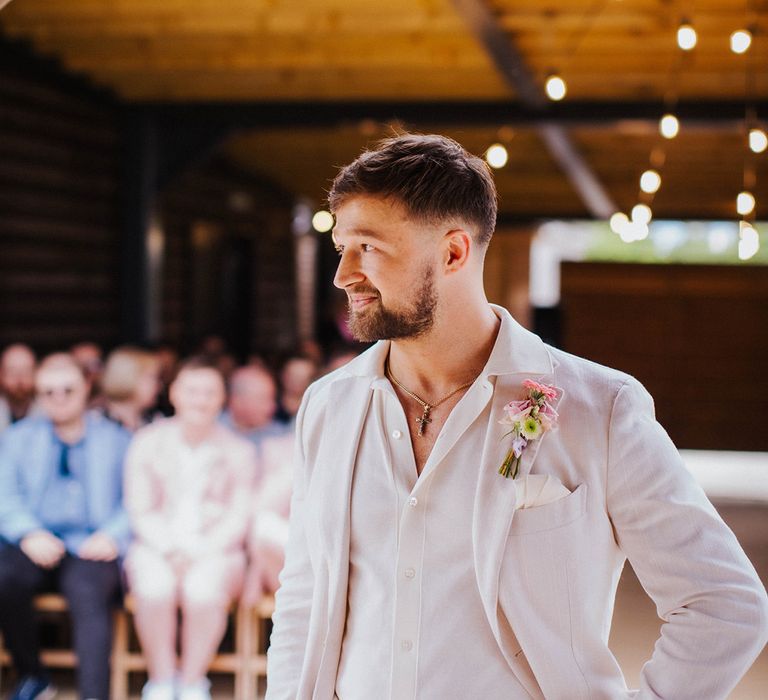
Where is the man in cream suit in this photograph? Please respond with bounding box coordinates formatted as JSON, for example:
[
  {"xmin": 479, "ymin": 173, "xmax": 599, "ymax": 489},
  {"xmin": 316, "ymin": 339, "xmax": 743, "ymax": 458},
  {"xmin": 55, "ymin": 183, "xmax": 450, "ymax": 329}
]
[{"xmin": 267, "ymin": 134, "xmax": 768, "ymax": 699}]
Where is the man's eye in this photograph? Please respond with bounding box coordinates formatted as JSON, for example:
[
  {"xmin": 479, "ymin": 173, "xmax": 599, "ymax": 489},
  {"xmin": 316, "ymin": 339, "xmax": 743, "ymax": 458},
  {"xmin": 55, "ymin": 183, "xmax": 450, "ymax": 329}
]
[{"xmin": 362, "ymin": 244, "xmax": 375, "ymax": 252}]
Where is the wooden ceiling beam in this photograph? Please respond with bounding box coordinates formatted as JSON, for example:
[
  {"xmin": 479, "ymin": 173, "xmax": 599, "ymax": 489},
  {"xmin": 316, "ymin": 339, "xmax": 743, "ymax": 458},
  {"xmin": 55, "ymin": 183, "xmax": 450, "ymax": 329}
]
[
  {"xmin": 142, "ymin": 99, "xmax": 768, "ymax": 130},
  {"xmin": 450, "ymin": 0, "xmax": 616, "ymax": 218}
]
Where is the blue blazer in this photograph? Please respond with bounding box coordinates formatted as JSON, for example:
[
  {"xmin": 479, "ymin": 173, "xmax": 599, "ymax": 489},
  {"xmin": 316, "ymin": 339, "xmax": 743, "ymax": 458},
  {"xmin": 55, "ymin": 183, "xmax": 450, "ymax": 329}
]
[{"xmin": 0, "ymin": 411, "xmax": 132, "ymax": 554}]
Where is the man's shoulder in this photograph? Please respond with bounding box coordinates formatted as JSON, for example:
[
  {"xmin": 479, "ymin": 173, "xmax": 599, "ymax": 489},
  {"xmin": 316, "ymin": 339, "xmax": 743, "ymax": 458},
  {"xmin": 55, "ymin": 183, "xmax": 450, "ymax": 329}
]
[
  {"xmin": 546, "ymin": 344, "xmax": 639, "ymax": 408},
  {"xmin": 1, "ymin": 414, "xmax": 51, "ymax": 443}
]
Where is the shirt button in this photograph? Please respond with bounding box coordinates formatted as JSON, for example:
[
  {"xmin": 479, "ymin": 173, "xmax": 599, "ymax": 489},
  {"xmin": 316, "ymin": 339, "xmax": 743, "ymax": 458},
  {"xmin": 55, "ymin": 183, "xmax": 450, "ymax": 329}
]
[
  {"xmin": 404, "ymin": 567, "xmax": 415, "ymax": 579},
  {"xmin": 392, "ymin": 429, "xmax": 403, "ymax": 439},
  {"xmin": 401, "ymin": 640, "xmax": 413, "ymax": 652},
  {"xmin": 408, "ymin": 497, "xmax": 418, "ymax": 507}
]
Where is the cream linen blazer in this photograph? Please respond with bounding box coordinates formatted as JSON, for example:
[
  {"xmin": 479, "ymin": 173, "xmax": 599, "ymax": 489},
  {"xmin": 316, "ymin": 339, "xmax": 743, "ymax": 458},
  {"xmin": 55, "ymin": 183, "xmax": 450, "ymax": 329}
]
[{"xmin": 267, "ymin": 305, "xmax": 768, "ymax": 700}]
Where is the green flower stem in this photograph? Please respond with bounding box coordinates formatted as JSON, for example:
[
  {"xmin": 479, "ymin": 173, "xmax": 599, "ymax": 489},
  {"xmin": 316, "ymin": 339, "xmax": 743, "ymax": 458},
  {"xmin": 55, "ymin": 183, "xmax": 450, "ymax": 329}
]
[{"xmin": 499, "ymin": 447, "xmax": 520, "ymax": 479}]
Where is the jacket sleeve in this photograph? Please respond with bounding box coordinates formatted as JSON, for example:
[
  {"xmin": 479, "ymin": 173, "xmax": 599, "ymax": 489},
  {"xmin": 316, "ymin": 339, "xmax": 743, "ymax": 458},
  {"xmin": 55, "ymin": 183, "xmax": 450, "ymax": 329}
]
[
  {"xmin": 0, "ymin": 426, "xmax": 44, "ymax": 542},
  {"xmin": 265, "ymin": 392, "xmax": 316, "ymax": 699},
  {"xmin": 606, "ymin": 377, "xmax": 768, "ymax": 699}
]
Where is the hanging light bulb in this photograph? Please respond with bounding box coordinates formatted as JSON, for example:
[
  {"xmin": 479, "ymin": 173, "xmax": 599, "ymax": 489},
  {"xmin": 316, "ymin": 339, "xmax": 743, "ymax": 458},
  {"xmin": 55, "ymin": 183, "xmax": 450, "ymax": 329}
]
[
  {"xmin": 545, "ymin": 74, "xmax": 567, "ymax": 101},
  {"xmin": 659, "ymin": 114, "xmax": 680, "ymax": 139},
  {"xmin": 312, "ymin": 210, "xmax": 334, "ymax": 233},
  {"xmin": 677, "ymin": 23, "xmax": 697, "ymax": 51},
  {"xmin": 730, "ymin": 30, "xmax": 752, "ymax": 54},
  {"xmin": 609, "ymin": 212, "xmax": 628, "ymax": 234},
  {"xmin": 749, "ymin": 128, "xmax": 768, "ymax": 154},
  {"xmin": 631, "ymin": 203, "xmax": 653, "ymax": 225},
  {"xmin": 738, "ymin": 221, "xmax": 760, "ymax": 260},
  {"xmin": 736, "ymin": 191, "xmax": 755, "ymax": 216},
  {"xmin": 640, "ymin": 170, "xmax": 662, "ymax": 194},
  {"xmin": 485, "ymin": 143, "xmax": 509, "ymax": 169}
]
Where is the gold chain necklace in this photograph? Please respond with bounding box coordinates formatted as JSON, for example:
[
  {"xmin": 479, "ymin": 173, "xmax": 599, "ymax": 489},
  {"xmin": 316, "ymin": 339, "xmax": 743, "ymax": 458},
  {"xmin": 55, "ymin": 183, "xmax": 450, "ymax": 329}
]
[{"xmin": 385, "ymin": 358, "xmax": 477, "ymax": 437}]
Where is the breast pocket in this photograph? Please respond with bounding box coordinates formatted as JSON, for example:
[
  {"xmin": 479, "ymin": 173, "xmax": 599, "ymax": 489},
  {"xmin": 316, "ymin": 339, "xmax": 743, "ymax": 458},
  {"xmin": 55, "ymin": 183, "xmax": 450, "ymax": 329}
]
[{"xmin": 508, "ymin": 482, "xmax": 588, "ymax": 535}]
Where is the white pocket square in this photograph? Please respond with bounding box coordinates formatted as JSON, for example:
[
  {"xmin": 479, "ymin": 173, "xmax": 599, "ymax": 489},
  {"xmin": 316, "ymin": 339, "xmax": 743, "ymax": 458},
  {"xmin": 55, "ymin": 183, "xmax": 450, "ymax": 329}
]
[{"xmin": 514, "ymin": 474, "xmax": 571, "ymax": 510}]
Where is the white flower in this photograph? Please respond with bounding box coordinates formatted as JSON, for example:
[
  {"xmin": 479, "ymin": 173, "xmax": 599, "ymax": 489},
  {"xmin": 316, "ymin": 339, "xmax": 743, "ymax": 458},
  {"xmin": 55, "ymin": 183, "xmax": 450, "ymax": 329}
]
[{"xmin": 520, "ymin": 416, "xmax": 542, "ymax": 440}]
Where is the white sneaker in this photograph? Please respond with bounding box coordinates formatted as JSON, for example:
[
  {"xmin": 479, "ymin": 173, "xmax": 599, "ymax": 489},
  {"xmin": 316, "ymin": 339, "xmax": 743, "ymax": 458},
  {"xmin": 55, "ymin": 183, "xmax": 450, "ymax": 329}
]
[
  {"xmin": 140, "ymin": 679, "xmax": 175, "ymax": 700},
  {"xmin": 177, "ymin": 678, "xmax": 212, "ymax": 700}
]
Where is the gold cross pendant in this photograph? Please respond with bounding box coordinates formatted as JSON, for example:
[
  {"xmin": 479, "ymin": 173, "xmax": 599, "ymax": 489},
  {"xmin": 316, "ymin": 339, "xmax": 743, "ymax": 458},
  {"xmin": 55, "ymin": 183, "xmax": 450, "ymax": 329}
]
[{"xmin": 416, "ymin": 405, "xmax": 432, "ymax": 436}]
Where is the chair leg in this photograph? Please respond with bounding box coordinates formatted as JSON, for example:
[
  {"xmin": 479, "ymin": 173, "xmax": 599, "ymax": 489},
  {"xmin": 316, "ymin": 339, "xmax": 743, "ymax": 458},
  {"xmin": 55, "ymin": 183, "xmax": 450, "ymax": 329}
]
[{"xmin": 110, "ymin": 608, "xmax": 130, "ymax": 700}]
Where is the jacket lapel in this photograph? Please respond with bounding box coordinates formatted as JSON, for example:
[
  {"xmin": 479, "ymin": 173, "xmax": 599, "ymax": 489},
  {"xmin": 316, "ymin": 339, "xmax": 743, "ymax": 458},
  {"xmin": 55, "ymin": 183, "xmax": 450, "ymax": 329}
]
[
  {"xmin": 308, "ymin": 375, "xmax": 375, "ymax": 699},
  {"xmin": 472, "ymin": 307, "xmax": 562, "ymax": 696}
]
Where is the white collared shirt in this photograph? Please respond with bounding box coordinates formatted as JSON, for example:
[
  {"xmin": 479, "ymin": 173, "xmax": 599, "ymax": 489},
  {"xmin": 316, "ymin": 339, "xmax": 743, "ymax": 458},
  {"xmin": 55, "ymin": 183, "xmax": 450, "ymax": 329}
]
[{"xmin": 335, "ymin": 370, "xmax": 530, "ymax": 699}]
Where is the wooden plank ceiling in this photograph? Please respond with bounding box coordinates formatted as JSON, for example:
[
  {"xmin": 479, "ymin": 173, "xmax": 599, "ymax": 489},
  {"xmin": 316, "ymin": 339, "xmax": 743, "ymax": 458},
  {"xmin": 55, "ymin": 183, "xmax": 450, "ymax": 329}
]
[{"xmin": 2, "ymin": 0, "xmax": 767, "ymax": 220}]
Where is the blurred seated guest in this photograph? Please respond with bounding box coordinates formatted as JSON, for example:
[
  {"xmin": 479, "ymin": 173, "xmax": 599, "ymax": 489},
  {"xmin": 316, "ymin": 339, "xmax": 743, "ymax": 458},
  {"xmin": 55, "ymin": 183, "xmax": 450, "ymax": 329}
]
[
  {"xmin": 0, "ymin": 343, "xmax": 40, "ymax": 431},
  {"xmin": 243, "ymin": 432, "xmax": 294, "ymax": 603},
  {"xmin": 275, "ymin": 356, "xmax": 318, "ymax": 424},
  {"xmin": 220, "ymin": 365, "xmax": 287, "ymax": 463},
  {"xmin": 101, "ymin": 347, "xmax": 161, "ymax": 432},
  {"xmin": 323, "ymin": 347, "xmax": 360, "ymax": 375},
  {"xmin": 124, "ymin": 357, "xmax": 257, "ymax": 700},
  {"xmin": 0, "ymin": 353, "xmax": 131, "ymax": 700},
  {"xmin": 70, "ymin": 341, "xmax": 105, "ymax": 407}
]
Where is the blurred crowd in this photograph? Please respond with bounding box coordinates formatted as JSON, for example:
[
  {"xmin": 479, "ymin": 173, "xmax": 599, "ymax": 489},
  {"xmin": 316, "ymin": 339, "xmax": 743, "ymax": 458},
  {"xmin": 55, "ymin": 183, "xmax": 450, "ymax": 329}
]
[{"xmin": 0, "ymin": 339, "xmax": 358, "ymax": 700}]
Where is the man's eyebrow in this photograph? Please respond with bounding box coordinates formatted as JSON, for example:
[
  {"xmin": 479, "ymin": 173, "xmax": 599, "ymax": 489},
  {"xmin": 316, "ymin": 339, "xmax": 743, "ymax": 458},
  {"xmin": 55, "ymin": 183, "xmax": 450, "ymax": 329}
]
[{"xmin": 332, "ymin": 227, "xmax": 387, "ymax": 244}]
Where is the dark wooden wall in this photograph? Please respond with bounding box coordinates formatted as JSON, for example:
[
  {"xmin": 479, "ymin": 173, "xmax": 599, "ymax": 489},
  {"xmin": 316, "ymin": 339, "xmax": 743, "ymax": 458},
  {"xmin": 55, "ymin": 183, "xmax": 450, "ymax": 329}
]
[
  {"xmin": 0, "ymin": 42, "xmax": 298, "ymax": 358},
  {"xmin": 561, "ymin": 262, "xmax": 768, "ymax": 450},
  {"xmin": 0, "ymin": 46, "xmax": 122, "ymax": 352},
  {"xmin": 160, "ymin": 160, "xmax": 296, "ymax": 359}
]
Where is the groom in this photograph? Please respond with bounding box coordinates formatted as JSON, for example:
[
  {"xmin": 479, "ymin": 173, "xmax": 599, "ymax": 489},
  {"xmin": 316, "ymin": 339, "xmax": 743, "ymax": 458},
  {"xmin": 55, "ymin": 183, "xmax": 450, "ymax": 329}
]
[{"xmin": 266, "ymin": 134, "xmax": 768, "ymax": 699}]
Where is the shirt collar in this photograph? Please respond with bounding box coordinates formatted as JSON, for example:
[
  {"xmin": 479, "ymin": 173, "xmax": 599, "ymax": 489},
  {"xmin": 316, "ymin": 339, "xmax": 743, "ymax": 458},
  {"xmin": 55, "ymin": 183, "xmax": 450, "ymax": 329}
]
[{"xmin": 338, "ymin": 304, "xmax": 553, "ymax": 382}]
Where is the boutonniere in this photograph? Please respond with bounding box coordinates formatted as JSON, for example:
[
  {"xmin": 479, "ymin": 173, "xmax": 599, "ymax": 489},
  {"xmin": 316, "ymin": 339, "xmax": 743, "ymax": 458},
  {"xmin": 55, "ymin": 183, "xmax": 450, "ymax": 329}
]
[{"xmin": 498, "ymin": 379, "xmax": 561, "ymax": 479}]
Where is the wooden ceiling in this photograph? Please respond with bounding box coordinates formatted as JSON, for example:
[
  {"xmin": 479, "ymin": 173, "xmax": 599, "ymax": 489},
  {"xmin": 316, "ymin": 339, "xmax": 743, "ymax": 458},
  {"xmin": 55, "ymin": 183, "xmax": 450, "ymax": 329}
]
[{"xmin": 2, "ymin": 0, "xmax": 767, "ymax": 221}]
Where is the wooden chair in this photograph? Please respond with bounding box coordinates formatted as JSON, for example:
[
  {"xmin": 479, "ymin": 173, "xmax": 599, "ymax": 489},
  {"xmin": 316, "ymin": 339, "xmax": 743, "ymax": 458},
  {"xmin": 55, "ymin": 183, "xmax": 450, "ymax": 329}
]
[{"xmin": 0, "ymin": 593, "xmax": 275, "ymax": 699}]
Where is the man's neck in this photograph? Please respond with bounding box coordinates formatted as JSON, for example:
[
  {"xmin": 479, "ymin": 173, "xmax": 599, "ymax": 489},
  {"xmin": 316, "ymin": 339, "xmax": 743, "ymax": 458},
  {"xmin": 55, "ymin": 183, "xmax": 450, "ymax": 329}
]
[
  {"xmin": 54, "ymin": 416, "xmax": 86, "ymax": 444},
  {"xmin": 387, "ymin": 301, "xmax": 500, "ymax": 399}
]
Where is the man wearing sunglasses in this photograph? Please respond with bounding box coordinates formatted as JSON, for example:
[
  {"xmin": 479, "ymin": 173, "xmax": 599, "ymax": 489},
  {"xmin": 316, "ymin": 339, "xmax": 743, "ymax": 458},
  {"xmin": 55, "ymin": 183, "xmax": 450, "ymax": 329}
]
[{"xmin": 0, "ymin": 353, "xmax": 132, "ymax": 700}]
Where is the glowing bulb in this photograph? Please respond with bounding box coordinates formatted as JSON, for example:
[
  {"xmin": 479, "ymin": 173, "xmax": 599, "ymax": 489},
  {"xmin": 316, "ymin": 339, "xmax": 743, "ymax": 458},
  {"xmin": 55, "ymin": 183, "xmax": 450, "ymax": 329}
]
[
  {"xmin": 738, "ymin": 222, "xmax": 759, "ymax": 260},
  {"xmin": 545, "ymin": 75, "xmax": 567, "ymax": 101},
  {"xmin": 677, "ymin": 24, "xmax": 697, "ymax": 51},
  {"xmin": 640, "ymin": 170, "xmax": 662, "ymax": 194},
  {"xmin": 610, "ymin": 212, "xmax": 628, "ymax": 234},
  {"xmin": 485, "ymin": 143, "xmax": 509, "ymax": 169},
  {"xmin": 730, "ymin": 30, "xmax": 752, "ymax": 54},
  {"xmin": 659, "ymin": 114, "xmax": 680, "ymax": 139},
  {"xmin": 749, "ymin": 128, "xmax": 768, "ymax": 154},
  {"xmin": 312, "ymin": 210, "xmax": 334, "ymax": 232},
  {"xmin": 736, "ymin": 191, "xmax": 755, "ymax": 216},
  {"xmin": 631, "ymin": 203, "xmax": 652, "ymax": 225}
]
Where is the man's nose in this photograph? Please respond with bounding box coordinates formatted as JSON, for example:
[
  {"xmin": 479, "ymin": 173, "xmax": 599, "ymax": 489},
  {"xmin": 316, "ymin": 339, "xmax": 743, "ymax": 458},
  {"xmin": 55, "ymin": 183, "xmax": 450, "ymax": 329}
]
[{"xmin": 333, "ymin": 250, "xmax": 364, "ymax": 289}]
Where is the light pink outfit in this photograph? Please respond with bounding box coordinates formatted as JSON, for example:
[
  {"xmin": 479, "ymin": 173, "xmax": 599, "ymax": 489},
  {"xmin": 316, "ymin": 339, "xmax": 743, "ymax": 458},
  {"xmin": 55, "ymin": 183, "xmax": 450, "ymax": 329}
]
[
  {"xmin": 243, "ymin": 432, "xmax": 294, "ymax": 603},
  {"xmin": 124, "ymin": 418, "xmax": 257, "ymax": 683}
]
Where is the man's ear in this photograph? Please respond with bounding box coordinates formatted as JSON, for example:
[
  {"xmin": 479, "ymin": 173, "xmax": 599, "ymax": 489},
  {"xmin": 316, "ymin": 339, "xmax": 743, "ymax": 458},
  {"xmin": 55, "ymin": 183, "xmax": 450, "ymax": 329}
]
[{"xmin": 443, "ymin": 229, "xmax": 472, "ymax": 272}]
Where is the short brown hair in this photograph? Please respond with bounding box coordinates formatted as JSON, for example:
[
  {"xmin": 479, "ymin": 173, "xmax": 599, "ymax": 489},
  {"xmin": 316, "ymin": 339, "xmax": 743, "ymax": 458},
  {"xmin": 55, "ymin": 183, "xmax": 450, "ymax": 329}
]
[{"xmin": 328, "ymin": 133, "xmax": 498, "ymax": 246}]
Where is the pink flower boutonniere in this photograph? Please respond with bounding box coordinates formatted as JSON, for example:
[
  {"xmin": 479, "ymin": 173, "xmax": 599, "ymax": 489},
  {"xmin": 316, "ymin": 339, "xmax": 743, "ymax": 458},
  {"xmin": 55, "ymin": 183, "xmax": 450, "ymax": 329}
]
[{"xmin": 498, "ymin": 379, "xmax": 561, "ymax": 479}]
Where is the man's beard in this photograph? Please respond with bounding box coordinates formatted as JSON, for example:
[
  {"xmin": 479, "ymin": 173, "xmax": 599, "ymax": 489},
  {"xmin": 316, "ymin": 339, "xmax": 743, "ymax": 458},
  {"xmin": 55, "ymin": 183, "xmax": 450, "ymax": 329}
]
[{"xmin": 346, "ymin": 268, "xmax": 437, "ymax": 343}]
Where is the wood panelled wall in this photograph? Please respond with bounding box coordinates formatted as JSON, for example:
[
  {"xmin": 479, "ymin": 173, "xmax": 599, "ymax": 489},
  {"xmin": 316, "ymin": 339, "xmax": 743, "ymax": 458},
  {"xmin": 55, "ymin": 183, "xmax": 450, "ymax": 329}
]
[
  {"xmin": 0, "ymin": 49, "xmax": 122, "ymax": 352},
  {"xmin": 560, "ymin": 262, "xmax": 768, "ymax": 450},
  {"xmin": 160, "ymin": 160, "xmax": 296, "ymax": 359}
]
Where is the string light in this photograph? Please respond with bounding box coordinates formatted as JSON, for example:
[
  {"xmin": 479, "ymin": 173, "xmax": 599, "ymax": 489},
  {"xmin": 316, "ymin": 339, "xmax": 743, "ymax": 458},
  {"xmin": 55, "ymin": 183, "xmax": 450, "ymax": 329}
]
[
  {"xmin": 736, "ymin": 191, "xmax": 755, "ymax": 216},
  {"xmin": 738, "ymin": 221, "xmax": 760, "ymax": 260},
  {"xmin": 609, "ymin": 212, "xmax": 628, "ymax": 234},
  {"xmin": 545, "ymin": 74, "xmax": 567, "ymax": 101},
  {"xmin": 640, "ymin": 170, "xmax": 662, "ymax": 194},
  {"xmin": 312, "ymin": 210, "xmax": 334, "ymax": 232},
  {"xmin": 677, "ymin": 23, "xmax": 697, "ymax": 51},
  {"xmin": 730, "ymin": 30, "xmax": 752, "ymax": 54},
  {"xmin": 659, "ymin": 114, "xmax": 680, "ymax": 139},
  {"xmin": 631, "ymin": 204, "xmax": 653, "ymax": 226},
  {"xmin": 485, "ymin": 143, "xmax": 509, "ymax": 169},
  {"xmin": 749, "ymin": 128, "xmax": 768, "ymax": 153}
]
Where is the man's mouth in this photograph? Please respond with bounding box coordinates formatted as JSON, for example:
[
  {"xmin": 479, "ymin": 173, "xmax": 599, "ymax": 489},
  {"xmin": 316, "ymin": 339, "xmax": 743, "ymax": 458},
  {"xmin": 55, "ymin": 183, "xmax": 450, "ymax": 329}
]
[{"xmin": 349, "ymin": 295, "xmax": 378, "ymax": 310}]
